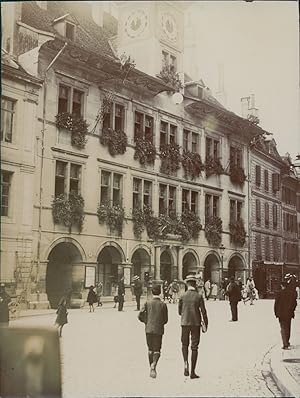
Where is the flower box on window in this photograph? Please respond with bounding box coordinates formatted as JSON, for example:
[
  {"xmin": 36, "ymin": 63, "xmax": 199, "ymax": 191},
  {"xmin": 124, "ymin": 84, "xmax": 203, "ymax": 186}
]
[
  {"xmin": 97, "ymin": 202, "xmax": 125, "ymax": 235},
  {"xmin": 56, "ymin": 112, "xmax": 88, "ymax": 149},
  {"xmin": 134, "ymin": 138, "xmax": 156, "ymax": 166},
  {"xmin": 205, "ymin": 216, "xmax": 222, "ymax": 246},
  {"xmin": 229, "ymin": 165, "xmax": 246, "ymax": 185},
  {"xmin": 159, "ymin": 143, "xmax": 181, "ymax": 175},
  {"xmin": 100, "ymin": 127, "xmax": 127, "ymax": 156},
  {"xmin": 182, "ymin": 150, "xmax": 204, "ymax": 180},
  {"xmin": 52, "ymin": 192, "xmax": 85, "ymax": 231},
  {"xmin": 229, "ymin": 219, "xmax": 246, "ymax": 246},
  {"xmin": 205, "ymin": 156, "xmax": 224, "ymax": 177}
]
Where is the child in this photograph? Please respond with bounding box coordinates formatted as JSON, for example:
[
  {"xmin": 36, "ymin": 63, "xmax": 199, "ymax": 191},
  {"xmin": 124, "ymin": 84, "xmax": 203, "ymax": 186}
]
[
  {"xmin": 87, "ymin": 285, "xmax": 97, "ymax": 312},
  {"xmin": 55, "ymin": 296, "xmax": 68, "ymax": 337}
]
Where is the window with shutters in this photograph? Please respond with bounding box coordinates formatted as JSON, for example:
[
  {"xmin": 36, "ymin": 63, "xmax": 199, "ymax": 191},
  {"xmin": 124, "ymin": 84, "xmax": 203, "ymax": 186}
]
[
  {"xmin": 256, "ymin": 199, "xmax": 261, "ymax": 225},
  {"xmin": 264, "ymin": 170, "xmax": 269, "ymax": 191},
  {"xmin": 255, "ymin": 165, "xmax": 261, "ymax": 186},
  {"xmin": 256, "ymin": 234, "xmax": 262, "ymax": 260},
  {"xmin": 132, "ymin": 178, "xmax": 152, "ymax": 210},
  {"xmin": 1, "ymin": 171, "xmax": 13, "ymax": 217},
  {"xmin": 265, "ymin": 236, "xmax": 270, "ymax": 260},
  {"xmin": 265, "ymin": 202, "xmax": 269, "ymax": 228},
  {"xmin": 272, "ymin": 173, "xmax": 280, "ymax": 192},
  {"xmin": 273, "ymin": 204, "xmax": 278, "ymax": 229}
]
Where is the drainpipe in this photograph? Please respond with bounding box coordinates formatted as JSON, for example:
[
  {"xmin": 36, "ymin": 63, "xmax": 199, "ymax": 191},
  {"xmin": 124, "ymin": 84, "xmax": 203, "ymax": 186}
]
[{"xmin": 35, "ymin": 43, "xmax": 67, "ymax": 290}]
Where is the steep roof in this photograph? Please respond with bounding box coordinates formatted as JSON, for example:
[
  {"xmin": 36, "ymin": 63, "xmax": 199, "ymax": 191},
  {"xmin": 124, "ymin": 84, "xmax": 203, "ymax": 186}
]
[{"xmin": 21, "ymin": 1, "xmax": 117, "ymax": 59}]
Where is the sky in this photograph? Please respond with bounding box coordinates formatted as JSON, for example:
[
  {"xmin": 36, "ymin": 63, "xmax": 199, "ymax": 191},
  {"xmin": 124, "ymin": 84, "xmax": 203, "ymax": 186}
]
[{"xmin": 185, "ymin": 1, "xmax": 299, "ymax": 160}]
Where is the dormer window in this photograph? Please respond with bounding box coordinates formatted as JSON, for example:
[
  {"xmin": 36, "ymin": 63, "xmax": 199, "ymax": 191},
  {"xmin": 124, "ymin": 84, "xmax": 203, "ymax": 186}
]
[{"xmin": 66, "ymin": 22, "xmax": 75, "ymax": 40}]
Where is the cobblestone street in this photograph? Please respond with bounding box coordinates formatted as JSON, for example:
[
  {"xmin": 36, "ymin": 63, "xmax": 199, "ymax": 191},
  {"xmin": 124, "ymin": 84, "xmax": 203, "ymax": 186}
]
[{"xmin": 12, "ymin": 299, "xmax": 294, "ymax": 397}]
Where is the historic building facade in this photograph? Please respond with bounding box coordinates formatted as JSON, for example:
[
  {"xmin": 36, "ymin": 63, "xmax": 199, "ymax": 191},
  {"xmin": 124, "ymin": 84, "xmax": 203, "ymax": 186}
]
[{"xmin": 1, "ymin": 1, "xmax": 276, "ymax": 307}]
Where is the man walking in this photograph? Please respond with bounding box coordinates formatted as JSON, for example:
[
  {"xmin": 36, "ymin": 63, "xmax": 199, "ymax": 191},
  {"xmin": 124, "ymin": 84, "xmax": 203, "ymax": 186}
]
[
  {"xmin": 274, "ymin": 280, "xmax": 297, "ymax": 349},
  {"xmin": 178, "ymin": 275, "xmax": 208, "ymax": 379},
  {"xmin": 138, "ymin": 285, "xmax": 168, "ymax": 379},
  {"xmin": 226, "ymin": 276, "xmax": 241, "ymax": 321},
  {"xmin": 118, "ymin": 277, "xmax": 125, "ymax": 312},
  {"xmin": 132, "ymin": 275, "xmax": 143, "ymax": 311},
  {"xmin": 0, "ymin": 284, "xmax": 11, "ymax": 327}
]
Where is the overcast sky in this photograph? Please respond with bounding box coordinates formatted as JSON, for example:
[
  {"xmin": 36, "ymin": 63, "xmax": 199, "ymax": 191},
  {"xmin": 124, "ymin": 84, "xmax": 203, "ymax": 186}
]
[{"xmin": 185, "ymin": 1, "xmax": 299, "ymax": 159}]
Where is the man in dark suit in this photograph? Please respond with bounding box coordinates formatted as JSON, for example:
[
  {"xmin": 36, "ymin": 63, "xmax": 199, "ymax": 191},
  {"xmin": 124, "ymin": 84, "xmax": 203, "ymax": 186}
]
[
  {"xmin": 178, "ymin": 275, "xmax": 208, "ymax": 379},
  {"xmin": 274, "ymin": 280, "xmax": 297, "ymax": 349},
  {"xmin": 225, "ymin": 276, "xmax": 242, "ymax": 322},
  {"xmin": 117, "ymin": 277, "xmax": 125, "ymax": 312},
  {"xmin": 138, "ymin": 284, "xmax": 168, "ymax": 379},
  {"xmin": 132, "ymin": 275, "xmax": 143, "ymax": 311},
  {"xmin": 226, "ymin": 276, "xmax": 241, "ymax": 321}
]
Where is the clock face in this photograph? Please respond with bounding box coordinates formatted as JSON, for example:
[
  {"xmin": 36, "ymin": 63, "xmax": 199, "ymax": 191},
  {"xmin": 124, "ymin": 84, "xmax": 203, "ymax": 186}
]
[
  {"xmin": 161, "ymin": 12, "xmax": 178, "ymax": 42},
  {"xmin": 125, "ymin": 10, "xmax": 148, "ymax": 39}
]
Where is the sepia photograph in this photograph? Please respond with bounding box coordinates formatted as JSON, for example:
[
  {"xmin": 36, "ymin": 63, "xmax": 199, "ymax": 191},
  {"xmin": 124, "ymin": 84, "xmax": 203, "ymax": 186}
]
[{"xmin": 1, "ymin": 1, "xmax": 300, "ymax": 397}]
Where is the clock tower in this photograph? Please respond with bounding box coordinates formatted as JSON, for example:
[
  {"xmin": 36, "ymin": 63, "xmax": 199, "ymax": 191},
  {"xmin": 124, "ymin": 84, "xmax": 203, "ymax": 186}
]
[{"xmin": 117, "ymin": 2, "xmax": 185, "ymax": 78}]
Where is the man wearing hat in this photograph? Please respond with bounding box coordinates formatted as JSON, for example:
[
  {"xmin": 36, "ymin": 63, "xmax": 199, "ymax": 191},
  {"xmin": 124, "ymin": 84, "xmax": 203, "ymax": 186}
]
[
  {"xmin": 274, "ymin": 280, "xmax": 297, "ymax": 349},
  {"xmin": 0, "ymin": 283, "xmax": 11, "ymax": 327},
  {"xmin": 225, "ymin": 276, "xmax": 241, "ymax": 321},
  {"xmin": 138, "ymin": 284, "xmax": 168, "ymax": 379},
  {"xmin": 178, "ymin": 275, "xmax": 208, "ymax": 379},
  {"xmin": 132, "ymin": 275, "xmax": 143, "ymax": 311}
]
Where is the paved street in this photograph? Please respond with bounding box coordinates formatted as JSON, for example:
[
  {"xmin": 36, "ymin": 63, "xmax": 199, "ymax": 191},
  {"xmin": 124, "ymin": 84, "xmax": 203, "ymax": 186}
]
[{"xmin": 11, "ymin": 299, "xmax": 292, "ymax": 397}]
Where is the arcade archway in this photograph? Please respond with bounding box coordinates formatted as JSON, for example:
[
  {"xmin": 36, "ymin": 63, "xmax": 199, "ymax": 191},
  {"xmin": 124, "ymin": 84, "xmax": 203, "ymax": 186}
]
[
  {"xmin": 131, "ymin": 248, "xmax": 150, "ymax": 284},
  {"xmin": 97, "ymin": 246, "xmax": 122, "ymax": 297},
  {"xmin": 228, "ymin": 255, "xmax": 245, "ymax": 281},
  {"xmin": 46, "ymin": 242, "xmax": 83, "ymax": 308},
  {"xmin": 203, "ymin": 253, "xmax": 220, "ymax": 283},
  {"xmin": 182, "ymin": 252, "xmax": 198, "ymax": 280}
]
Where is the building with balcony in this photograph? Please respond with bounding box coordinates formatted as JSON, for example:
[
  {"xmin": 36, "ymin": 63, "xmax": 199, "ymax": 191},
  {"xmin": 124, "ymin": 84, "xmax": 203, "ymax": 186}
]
[{"xmin": 1, "ymin": 1, "xmax": 275, "ymax": 307}]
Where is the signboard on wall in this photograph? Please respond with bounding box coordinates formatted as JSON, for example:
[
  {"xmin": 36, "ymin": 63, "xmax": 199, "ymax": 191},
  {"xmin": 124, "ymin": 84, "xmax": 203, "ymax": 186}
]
[{"xmin": 85, "ymin": 266, "xmax": 96, "ymax": 288}]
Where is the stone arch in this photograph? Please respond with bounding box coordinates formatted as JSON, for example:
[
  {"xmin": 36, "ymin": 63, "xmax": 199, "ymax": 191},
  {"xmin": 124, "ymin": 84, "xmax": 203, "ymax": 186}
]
[
  {"xmin": 97, "ymin": 242, "xmax": 125, "ymax": 297},
  {"xmin": 160, "ymin": 248, "xmax": 175, "ymax": 283},
  {"xmin": 44, "ymin": 237, "xmax": 86, "ymax": 263},
  {"xmin": 203, "ymin": 251, "xmax": 221, "ymax": 284},
  {"xmin": 46, "ymin": 241, "xmax": 84, "ymax": 309},
  {"xmin": 182, "ymin": 249, "xmax": 199, "ymax": 279},
  {"xmin": 228, "ymin": 253, "xmax": 246, "ymax": 281},
  {"xmin": 131, "ymin": 246, "xmax": 151, "ymax": 285}
]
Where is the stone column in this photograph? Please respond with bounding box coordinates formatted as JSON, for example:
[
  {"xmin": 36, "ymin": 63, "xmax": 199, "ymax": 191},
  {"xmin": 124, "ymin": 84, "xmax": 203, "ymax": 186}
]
[
  {"xmin": 177, "ymin": 246, "xmax": 184, "ymax": 281},
  {"xmin": 154, "ymin": 245, "xmax": 161, "ymax": 281},
  {"xmin": 122, "ymin": 262, "xmax": 133, "ymax": 301}
]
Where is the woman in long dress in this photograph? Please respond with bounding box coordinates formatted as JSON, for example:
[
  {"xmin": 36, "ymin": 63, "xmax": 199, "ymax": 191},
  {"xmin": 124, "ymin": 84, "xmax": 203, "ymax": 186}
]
[{"xmin": 55, "ymin": 296, "xmax": 68, "ymax": 337}]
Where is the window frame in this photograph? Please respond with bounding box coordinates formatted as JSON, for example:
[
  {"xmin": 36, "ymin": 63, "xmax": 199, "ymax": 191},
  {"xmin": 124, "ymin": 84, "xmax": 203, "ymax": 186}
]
[
  {"xmin": 264, "ymin": 169, "xmax": 269, "ymax": 191},
  {"xmin": 1, "ymin": 96, "xmax": 16, "ymax": 144},
  {"xmin": 100, "ymin": 170, "xmax": 123, "ymax": 206},
  {"xmin": 205, "ymin": 136, "xmax": 220, "ymax": 161},
  {"xmin": 161, "ymin": 49, "xmax": 177, "ymax": 72},
  {"xmin": 55, "ymin": 160, "xmax": 82, "ymax": 197},
  {"xmin": 229, "ymin": 199, "xmax": 243, "ymax": 223},
  {"xmin": 58, "ymin": 84, "xmax": 84, "ymax": 118},
  {"xmin": 182, "ymin": 188, "xmax": 198, "ymax": 214},
  {"xmin": 1, "ymin": 170, "xmax": 13, "ymax": 217},
  {"xmin": 132, "ymin": 177, "xmax": 152, "ymax": 210},
  {"xmin": 264, "ymin": 202, "xmax": 269, "ymax": 228},
  {"xmin": 255, "ymin": 165, "xmax": 261, "ymax": 187},
  {"xmin": 159, "ymin": 120, "xmax": 177, "ymax": 149},
  {"xmin": 103, "ymin": 101, "xmax": 125, "ymax": 132},
  {"xmin": 256, "ymin": 199, "xmax": 261, "ymax": 226},
  {"xmin": 205, "ymin": 193, "xmax": 220, "ymax": 221},
  {"xmin": 134, "ymin": 111, "xmax": 154, "ymax": 143},
  {"xmin": 183, "ymin": 128, "xmax": 199, "ymax": 153},
  {"xmin": 159, "ymin": 183, "xmax": 177, "ymax": 216}
]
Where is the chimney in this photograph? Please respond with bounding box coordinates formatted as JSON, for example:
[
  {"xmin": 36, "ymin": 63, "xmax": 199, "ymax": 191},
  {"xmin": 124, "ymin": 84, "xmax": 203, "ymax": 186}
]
[
  {"xmin": 241, "ymin": 97, "xmax": 250, "ymax": 118},
  {"xmin": 241, "ymin": 94, "xmax": 260, "ymax": 124},
  {"xmin": 91, "ymin": 3, "xmax": 103, "ymax": 27}
]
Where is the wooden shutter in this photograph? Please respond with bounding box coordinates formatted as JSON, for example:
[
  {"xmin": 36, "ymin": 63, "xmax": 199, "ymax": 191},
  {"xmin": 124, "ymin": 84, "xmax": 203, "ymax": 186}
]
[
  {"xmin": 272, "ymin": 173, "xmax": 280, "ymax": 192},
  {"xmin": 255, "ymin": 165, "xmax": 261, "ymax": 186}
]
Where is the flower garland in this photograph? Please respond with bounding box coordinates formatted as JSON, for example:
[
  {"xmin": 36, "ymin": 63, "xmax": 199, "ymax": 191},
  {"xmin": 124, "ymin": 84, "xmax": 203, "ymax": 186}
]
[
  {"xmin": 159, "ymin": 142, "xmax": 181, "ymax": 175},
  {"xmin": 229, "ymin": 164, "xmax": 246, "ymax": 185},
  {"xmin": 100, "ymin": 127, "xmax": 127, "ymax": 156},
  {"xmin": 157, "ymin": 65, "xmax": 183, "ymax": 91},
  {"xmin": 205, "ymin": 156, "xmax": 224, "ymax": 177},
  {"xmin": 182, "ymin": 150, "xmax": 204, "ymax": 180},
  {"xmin": 205, "ymin": 216, "xmax": 223, "ymax": 246},
  {"xmin": 134, "ymin": 138, "xmax": 156, "ymax": 166},
  {"xmin": 97, "ymin": 202, "xmax": 125, "ymax": 235},
  {"xmin": 52, "ymin": 192, "xmax": 85, "ymax": 231},
  {"xmin": 56, "ymin": 112, "xmax": 88, "ymax": 149},
  {"xmin": 229, "ymin": 219, "xmax": 246, "ymax": 246},
  {"xmin": 132, "ymin": 207, "xmax": 146, "ymax": 239}
]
